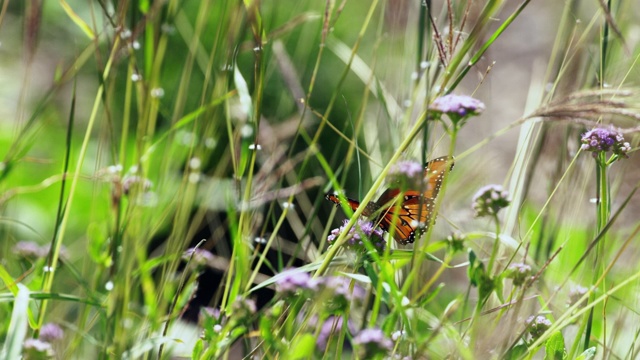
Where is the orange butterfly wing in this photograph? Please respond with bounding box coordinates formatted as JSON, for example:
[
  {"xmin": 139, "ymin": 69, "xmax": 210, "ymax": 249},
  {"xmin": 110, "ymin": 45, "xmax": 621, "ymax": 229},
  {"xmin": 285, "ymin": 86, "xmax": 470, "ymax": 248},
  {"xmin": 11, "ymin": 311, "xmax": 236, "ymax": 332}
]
[
  {"xmin": 326, "ymin": 156, "xmax": 453, "ymax": 245},
  {"xmin": 375, "ymin": 156, "xmax": 453, "ymax": 244}
]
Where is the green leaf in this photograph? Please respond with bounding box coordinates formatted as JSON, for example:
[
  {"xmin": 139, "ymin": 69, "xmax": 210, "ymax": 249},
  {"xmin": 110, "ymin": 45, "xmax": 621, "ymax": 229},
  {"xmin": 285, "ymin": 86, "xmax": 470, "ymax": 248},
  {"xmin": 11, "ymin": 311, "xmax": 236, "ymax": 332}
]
[
  {"xmin": 288, "ymin": 334, "xmax": 316, "ymax": 359},
  {"xmin": 192, "ymin": 339, "xmax": 204, "ymax": 359},
  {"xmin": 544, "ymin": 331, "xmax": 566, "ymax": 360},
  {"xmin": 575, "ymin": 347, "xmax": 597, "ymax": 360},
  {"xmin": 467, "ymin": 249, "xmax": 494, "ymax": 302},
  {"xmin": 233, "ymin": 66, "xmax": 253, "ymax": 122},
  {"xmin": 59, "ymin": 0, "xmax": 95, "ymax": 39},
  {"xmin": 467, "ymin": 249, "xmax": 481, "ymax": 286},
  {"xmin": 1, "ymin": 284, "xmax": 30, "ymax": 360},
  {"xmin": 503, "ymin": 343, "xmax": 527, "ymax": 360}
]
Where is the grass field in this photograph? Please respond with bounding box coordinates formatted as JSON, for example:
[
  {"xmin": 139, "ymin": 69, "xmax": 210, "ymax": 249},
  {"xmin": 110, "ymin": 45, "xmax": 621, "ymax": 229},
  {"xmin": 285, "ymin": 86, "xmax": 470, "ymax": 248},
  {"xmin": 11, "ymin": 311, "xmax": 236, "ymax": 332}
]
[{"xmin": 1, "ymin": 1, "xmax": 640, "ymax": 359}]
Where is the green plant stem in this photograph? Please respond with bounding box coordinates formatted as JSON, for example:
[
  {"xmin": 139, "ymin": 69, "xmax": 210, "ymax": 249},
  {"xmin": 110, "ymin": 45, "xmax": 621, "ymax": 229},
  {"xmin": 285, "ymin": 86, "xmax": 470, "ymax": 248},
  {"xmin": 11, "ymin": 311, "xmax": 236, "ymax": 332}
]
[
  {"xmin": 37, "ymin": 37, "xmax": 118, "ymax": 331},
  {"xmin": 487, "ymin": 215, "xmax": 501, "ymax": 275},
  {"xmin": 583, "ymin": 153, "xmax": 610, "ymax": 351},
  {"xmin": 403, "ymin": 122, "xmax": 458, "ymax": 297}
]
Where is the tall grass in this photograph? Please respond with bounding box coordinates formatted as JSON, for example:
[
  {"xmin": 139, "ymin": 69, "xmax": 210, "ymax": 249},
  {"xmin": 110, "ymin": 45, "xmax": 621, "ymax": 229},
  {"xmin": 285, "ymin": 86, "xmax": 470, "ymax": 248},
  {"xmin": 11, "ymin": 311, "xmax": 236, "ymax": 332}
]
[{"xmin": 0, "ymin": 0, "xmax": 639, "ymax": 359}]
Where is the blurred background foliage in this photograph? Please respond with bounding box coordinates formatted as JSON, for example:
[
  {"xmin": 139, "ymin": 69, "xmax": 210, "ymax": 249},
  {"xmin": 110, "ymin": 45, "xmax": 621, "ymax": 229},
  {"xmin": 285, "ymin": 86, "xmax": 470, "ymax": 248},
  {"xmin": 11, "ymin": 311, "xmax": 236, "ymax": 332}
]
[{"xmin": 1, "ymin": 0, "xmax": 640, "ymax": 358}]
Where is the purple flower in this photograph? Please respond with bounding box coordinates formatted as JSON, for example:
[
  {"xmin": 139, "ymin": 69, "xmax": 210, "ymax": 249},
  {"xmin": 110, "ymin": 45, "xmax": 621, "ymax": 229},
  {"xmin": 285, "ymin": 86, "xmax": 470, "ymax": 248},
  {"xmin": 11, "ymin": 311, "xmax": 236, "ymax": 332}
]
[
  {"xmin": 506, "ymin": 263, "xmax": 533, "ymax": 286},
  {"xmin": 39, "ymin": 323, "xmax": 64, "ymax": 342},
  {"xmin": 430, "ymin": 94, "xmax": 485, "ymax": 117},
  {"xmin": 318, "ymin": 276, "xmax": 366, "ymax": 311},
  {"xmin": 316, "ymin": 316, "xmax": 356, "ymax": 350},
  {"xmin": 232, "ymin": 296, "xmax": 257, "ymax": 318},
  {"xmin": 525, "ymin": 315, "xmax": 552, "ymax": 339},
  {"xmin": 472, "ymin": 184, "xmax": 510, "ymax": 217},
  {"xmin": 568, "ymin": 285, "xmax": 589, "ymax": 307},
  {"xmin": 23, "ymin": 339, "xmax": 53, "ymax": 357},
  {"xmin": 581, "ymin": 127, "xmax": 631, "ymax": 158},
  {"xmin": 353, "ymin": 328, "xmax": 393, "ymax": 358},
  {"xmin": 201, "ymin": 307, "xmax": 221, "ymax": 321},
  {"xmin": 122, "ymin": 175, "xmax": 153, "ymax": 195},
  {"xmin": 13, "ymin": 242, "xmax": 69, "ymax": 260},
  {"xmin": 14, "ymin": 241, "xmax": 48, "ymax": 258},
  {"xmin": 275, "ymin": 268, "xmax": 318, "ymax": 297},
  {"xmin": 327, "ymin": 219, "xmax": 386, "ymax": 252},
  {"xmin": 387, "ymin": 160, "xmax": 428, "ymax": 190}
]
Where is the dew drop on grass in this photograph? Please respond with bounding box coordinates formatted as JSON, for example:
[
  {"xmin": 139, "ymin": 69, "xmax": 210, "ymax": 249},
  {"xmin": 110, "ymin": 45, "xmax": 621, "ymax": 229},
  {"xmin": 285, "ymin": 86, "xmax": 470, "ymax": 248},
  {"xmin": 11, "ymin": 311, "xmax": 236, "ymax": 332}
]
[
  {"xmin": 205, "ymin": 138, "xmax": 217, "ymax": 149},
  {"xmin": 189, "ymin": 157, "xmax": 202, "ymax": 170},
  {"xmin": 189, "ymin": 173, "xmax": 201, "ymax": 184}
]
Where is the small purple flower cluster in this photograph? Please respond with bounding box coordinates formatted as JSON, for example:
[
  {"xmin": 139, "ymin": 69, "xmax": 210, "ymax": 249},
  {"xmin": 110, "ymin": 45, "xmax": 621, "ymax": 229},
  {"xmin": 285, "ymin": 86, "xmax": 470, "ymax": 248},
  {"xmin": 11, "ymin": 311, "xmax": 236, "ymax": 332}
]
[
  {"xmin": 525, "ymin": 315, "xmax": 552, "ymax": 339},
  {"xmin": 320, "ymin": 276, "xmax": 366, "ymax": 310},
  {"xmin": 581, "ymin": 127, "xmax": 631, "ymax": 158},
  {"xmin": 23, "ymin": 323, "xmax": 64, "ymax": 358},
  {"xmin": 472, "ymin": 184, "xmax": 511, "ymax": 218},
  {"xmin": 568, "ymin": 285, "xmax": 589, "ymax": 307},
  {"xmin": 327, "ymin": 219, "xmax": 386, "ymax": 252},
  {"xmin": 388, "ymin": 160, "xmax": 424, "ymax": 188},
  {"xmin": 14, "ymin": 241, "xmax": 69, "ymax": 260},
  {"xmin": 39, "ymin": 323, "xmax": 64, "ymax": 342},
  {"xmin": 274, "ymin": 268, "xmax": 319, "ymax": 296},
  {"xmin": 353, "ymin": 328, "xmax": 393, "ymax": 358},
  {"xmin": 316, "ymin": 316, "xmax": 357, "ymax": 350},
  {"xmin": 232, "ymin": 296, "xmax": 257, "ymax": 319},
  {"xmin": 275, "ymin": 269, "xmax": 365, "ymax": 310},
  {"xmin": 506, "ymin": 262, "xmax": 533, "ymax": 286},
  {"xmin": 430, "ymin": 94, "xmax": 485, "ymax": 117},
  {"xmin": 121, "ymin": 175, "xmax": 154, "ymax": 195}
]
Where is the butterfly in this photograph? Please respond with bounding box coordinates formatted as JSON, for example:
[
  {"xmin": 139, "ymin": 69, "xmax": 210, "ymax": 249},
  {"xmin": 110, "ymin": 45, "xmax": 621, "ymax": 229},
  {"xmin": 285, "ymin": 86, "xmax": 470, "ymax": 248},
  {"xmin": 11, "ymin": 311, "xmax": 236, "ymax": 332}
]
[{"xmin": 326, "ymin": 156, "xmax": 454, "ymax": 245}]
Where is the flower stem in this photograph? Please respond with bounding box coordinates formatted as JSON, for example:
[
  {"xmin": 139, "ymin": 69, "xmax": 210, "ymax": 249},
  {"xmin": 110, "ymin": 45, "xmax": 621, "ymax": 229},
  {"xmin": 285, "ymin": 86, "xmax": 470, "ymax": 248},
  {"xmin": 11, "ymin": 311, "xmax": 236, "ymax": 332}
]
[
  {"xmin": 584, "ymin": 152, "xmax": 610, "ymax": 350},
  {"xmin": 487, "ymin": 215, "xmax": 501, "ymax": 275}
]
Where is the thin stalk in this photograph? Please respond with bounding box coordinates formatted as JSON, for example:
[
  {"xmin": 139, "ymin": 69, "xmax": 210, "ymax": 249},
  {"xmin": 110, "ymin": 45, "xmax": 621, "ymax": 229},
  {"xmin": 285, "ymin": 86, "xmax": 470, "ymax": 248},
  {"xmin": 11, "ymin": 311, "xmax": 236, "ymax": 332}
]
[
  {"xmin": 487, "ymin": 216, "xmax": 502, "ymax": 275},
  {"xmin": 404, "ymin": 122, "xmax": 457, "ymax": 296},
  {"xmin": 584, "ymin": 152, "xmax": 609, "ymax": 351},
  {"xmin": 37, "ymin": 36, "xmax": 118, "ymax": 330}
]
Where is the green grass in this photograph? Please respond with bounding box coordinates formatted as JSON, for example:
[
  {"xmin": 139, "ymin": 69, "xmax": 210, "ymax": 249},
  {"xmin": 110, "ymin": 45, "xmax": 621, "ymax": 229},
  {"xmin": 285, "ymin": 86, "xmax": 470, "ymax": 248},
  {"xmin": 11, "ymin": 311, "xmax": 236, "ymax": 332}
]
[{"xmin": 0, "ymin": 0, "xmax": 639, "ymax": 359}]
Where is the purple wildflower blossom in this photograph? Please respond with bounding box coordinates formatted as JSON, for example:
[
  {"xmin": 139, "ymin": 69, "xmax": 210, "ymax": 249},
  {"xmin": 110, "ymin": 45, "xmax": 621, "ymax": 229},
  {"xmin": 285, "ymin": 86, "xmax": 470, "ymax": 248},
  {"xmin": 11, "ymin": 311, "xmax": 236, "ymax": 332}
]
[
  {"xmin": 568, "ymin": 285, "xmax": 589, "ymax": 307},
  {"xmin": 319, "ymin": 276, "xmax": 366, "ymax": 309},
  {"xmin": 13, "ymin": 241, "xmax": 69, "ymax": 260},
  {"xmin": 472, "ymin": 184, "xmax": 510, "ymax": 217},
  {"xmin": 39, "ymin": 323, "xmax": 64, "ymax": 342},
  {"xmin": 232, "ymin": 296, "xmax": 257, "ymax": 318},
  {"xmin": 581, "ymin": 127, "xmax": 631, "ymax": 158},
  {"xmin": 389, "ymin": 160, "xmax": 423, "ymax": 179},
  {"xmin": 201, "ymin": 307, "xmax": 221, "ymax": 321},
  {"xmin": 122, "ymin": 175, "xmax": 153, "ymax": 195},
  {"xmin": 525, "ymin": 315, "xmax": 552, "ymax": 339},
  {"xmin": 430, "ymin": 94, "xmax": 485, "ymax": 117},
  {"xmin": 506, "ymin": 263, "xmax": 533, "ymax": 286},
  {"xmin": 327, "ymin": 219, "xmax": 386, "ymax": 252},
  {"xmin": 275, "ymin": 268, "xmax": 318, "ymax": 297},
  {"xmin": 199, "ymin": 307, "xmax": 226, "ymax": 329},
  {"xmin": 353, "ymin": 328, "xmax": 393, "ymax": 358},
  {"xmin": 316, "ymin": 316, "xmax": 356, "ymax": 350},
  {"xmin": 14, "ymin": 241, "xmax": 48, "ymax": 258},
  {"xmin": 23, "ymin": 339, "xmax": 53, "ymax": 357}
]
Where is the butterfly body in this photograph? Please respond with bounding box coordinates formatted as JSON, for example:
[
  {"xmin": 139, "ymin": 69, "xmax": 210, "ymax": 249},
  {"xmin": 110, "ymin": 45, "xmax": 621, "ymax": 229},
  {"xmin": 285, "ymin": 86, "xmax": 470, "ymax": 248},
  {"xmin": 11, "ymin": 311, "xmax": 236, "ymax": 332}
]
[{"xmin": 326, "ymin": 156, "xmax": 453, "ymax": 245}]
